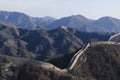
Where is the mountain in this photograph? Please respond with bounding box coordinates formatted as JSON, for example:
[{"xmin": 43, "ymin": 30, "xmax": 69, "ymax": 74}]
[
  {"xmin": 69, "ymin": 42, "xmax": 120, "ymax": 80},
  {"xmin": 0, "ymin": 21, "xmax": 120, "ymax": 80},
  {"xmin": 1, "ymin": 40, "xmax": 120, "ymax": 80},
  {"xmin": 31, "ymin": 16, "xmax": 56, "ymax": 28},
  {"xmin": 0, "ymin": 21, "xmax": 111, "ymax": 61},
  {"xmin": 0, "ymin": 21, "xmax": 35, "ymax": 59},
  {"xmin": 0, "ymin": 55, "xmax": 77, "ymax": 80},
  {"xmin": 92, "ymin": 17, "xmax": 120, "ymax": 32},
  {"xmin": 1, "ymin": 11, "xmax": 120, "ymax": 33},
  {"xmin": 19, "ymin": 27, "xmax": 84, "ymax": 60},
  {"xmin": 19, "ymin": 26, "xmax": 111, "ymax": 61},
  {"xmin": 0, "ymin": 11, "xmax": 56, "ymax": 28},
  {"xmin": 47, "ymin": 28, "xmax": 111, "ymax": 68},
  {"xmin": 46, "ymin": 15, "xmax": 92, "ymax": 30},
  {"xmin": 46, "ymin": 15, "xmax": 120, "ymax": 33},
  {"xmin": 0, "ymin": 11, "xmax": 35, "ymax": 28}
]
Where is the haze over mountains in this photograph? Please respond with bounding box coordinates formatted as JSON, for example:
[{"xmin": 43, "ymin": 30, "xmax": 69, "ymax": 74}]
[
  {"xmin": 0, "ymin": 11, "xmax": 120, "ymax": 32},
  {"xmin": 0, "ymin": 11, "xmax": 56, "ymax": 28}
]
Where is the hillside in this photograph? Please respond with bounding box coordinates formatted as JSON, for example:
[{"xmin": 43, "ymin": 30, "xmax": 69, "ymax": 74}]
[
  {"xmin": 109, "ymin": 32, "xmax": 120, "ymax": 42},
  {"xmin": 0, "ymin": 21, "xmax": 111, "ymax": 61},
  {"xmin": 69, "ymin": 42, "xmax": 120, "ymax": 80},
  {"xmin": 0, "ymin": 55, "xmax": 77, "ymax": 80},
  {"xmin": 0, "ymin": 21, "xmax": 35, "ymax": 59},
  {"xmin": 19, "ymin": 27, "xmax": 84, "ymax": 60},
  {"xmin": 0, "ymin": 21, "xmax": 120, "ymax": 80},
  {"xmin": 1, "ymin": 41, "xmax": 120, "ymax": 80},
  {"xmin": 19, "ymin": 27, "xmax": 110, "ymax": 60}
]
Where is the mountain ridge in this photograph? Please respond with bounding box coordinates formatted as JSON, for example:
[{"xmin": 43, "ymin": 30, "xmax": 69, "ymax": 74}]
[
  {"xmin": 1, "ymin": 11, "xmax": 120, "ymax": 32},
  {"xmin": 0, "ymin": 11, "xmax": 57, "ymax": 28},
  {"xmin": 0, "ymin": 21, "xmax": 111, "ymax": 61},
  {"xmin": 0, "ymin": 21, "xmax": 120, "ymax": 80}
]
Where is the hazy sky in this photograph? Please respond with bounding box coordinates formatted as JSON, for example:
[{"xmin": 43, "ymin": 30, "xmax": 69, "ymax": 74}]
[{"xmin": 0, "ymin": 0, "xmax": 120, "ymax": 19}]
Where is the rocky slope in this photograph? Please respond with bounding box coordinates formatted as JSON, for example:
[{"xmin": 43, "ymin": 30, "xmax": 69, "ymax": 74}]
[
  {"xmin": 0, "ymin": 21, "xmax": 111, "ymax": 61},
  {"xmin": 70, "ymin": 42, "xmax": 120, "ymax": 80},
  {"xmin": 19, "ymin": 27, "xmax": 84, "ymax": 60},
  {"xmin": 0, "ymin": 21, "xmax": 35, "ymax": 59},
  {"xmin": 0, "ymin": 55, "xmax": 77, "ymax": 80},
  {"xmin": 19, "ymin": 27, "xmax": 110, "ymax": 60},
  {"xmin": 1, "ymin": 41, "xmax": 120, "ymax": 80},
  {"xmin": 0, "ymin": 21, "xmax": 119, "ymax": 80}
]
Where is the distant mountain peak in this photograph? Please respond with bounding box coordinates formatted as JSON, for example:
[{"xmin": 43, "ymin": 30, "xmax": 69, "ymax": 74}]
[
  {"xmin": 98, "ymin": 16, "xmax": 116, "ymax": 20},
  {"xmin": 0, "ymin": 11, "xmax": 56, "ymax": 28},
  {"xmin": 1, "ymin": 11, "xmax": 120, "ymax": 32}
]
